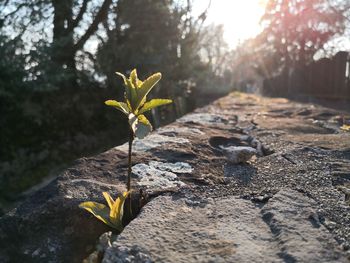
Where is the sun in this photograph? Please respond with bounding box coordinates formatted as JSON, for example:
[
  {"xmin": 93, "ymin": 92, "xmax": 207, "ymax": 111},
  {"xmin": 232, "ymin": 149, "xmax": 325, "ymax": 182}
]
[{"xmin": 195, "ymin": 0, "xmax": 267, "ymax": 48}]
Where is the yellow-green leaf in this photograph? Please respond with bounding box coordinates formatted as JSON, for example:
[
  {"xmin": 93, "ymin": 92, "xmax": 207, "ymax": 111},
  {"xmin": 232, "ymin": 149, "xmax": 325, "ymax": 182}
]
[
  {"xmin": 137, "ymin": 114, "xmax": 151, "ymax": 126},
  {"xmin": 125, "ymin": 78, "xmax": 138, "ymax": 111},
  {"xmin": 137, "ymin": 79, "xmax": 143, "ymax": 87},
  {"xmin": 125, "ymin": 98, "xmax": 133, "ymax": 112},
  {"xmin": 128, "ymin": 114, "xmax": 153, "ymax": 139},
  {"xmin": 341, "ymin": 124, "xmax": 350, "ymax": 131},
  {"xmin": 79, "ymin": 201, "xmax": 114, "ymax": 228},
  {"xmin": 110, "ymin": 191, "xmax": 129, "ymax": 223},
  {"xmin": 116, "ymin": 71, "xmax": 136, "ymax": 111},
  {"xmin": 103, "ymin": 192, "xmax": 114, "ymax": 210},
  {"xmin": 130, "ymin": 69, "xmax": 139, "ymax": 89},
  {"xmin": 136, "ymin": 115, "xmax": 152, "ymax": 139},
  {"xmin": 138, "ymin": 99, "xmax": 172, "ymax": 114},
  {"xmin": 135, "ymin": 72, "xmax": 162, "ymax": 110},
  {"xmin": 115, "ymin": 72, "xmax": 127, "ymax": 85},
  {"xmin": 128, "ymin": 113, "xmax": 138, "ymax": 131},
  {"xmin": 80, "ymin": 192, "xmax": 130, "ymax": 231},
  {"xmin": 105, "ymin": 100, "xmax": 130, "ymax": 115}
]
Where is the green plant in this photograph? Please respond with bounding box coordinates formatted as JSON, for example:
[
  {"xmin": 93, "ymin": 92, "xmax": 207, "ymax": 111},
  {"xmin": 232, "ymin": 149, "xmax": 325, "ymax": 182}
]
[
  {"xmin": 79, "ymin": 69, "xmax": 172, "ymax": 229},
  {"xmin": 341, "ymin": 124, "xmax": 350, "ymax": 131},
  {"xmin": 106, "ymin": 69, "xmax": 172, "ymax": 216},
  {"xmin": 79, "ymin": 191, "xmax": 129, "ymax": 231}
]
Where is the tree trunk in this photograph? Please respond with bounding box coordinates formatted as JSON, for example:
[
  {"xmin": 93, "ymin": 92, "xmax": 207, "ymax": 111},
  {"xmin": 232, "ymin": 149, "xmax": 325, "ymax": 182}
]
[
  {"xmin": 51, "ymin": 0, "xmax": 113, "ymax": 88},
  {"xmin": 52, "ymin": 0, "xmax": 77, "ymax": 88}
]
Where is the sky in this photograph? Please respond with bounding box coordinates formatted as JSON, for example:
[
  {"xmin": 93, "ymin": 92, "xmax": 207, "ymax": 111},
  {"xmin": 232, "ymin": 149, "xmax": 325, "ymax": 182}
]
[{"xmin": 193, "ymin": 0, "xmax": 267, "ymax": 48}]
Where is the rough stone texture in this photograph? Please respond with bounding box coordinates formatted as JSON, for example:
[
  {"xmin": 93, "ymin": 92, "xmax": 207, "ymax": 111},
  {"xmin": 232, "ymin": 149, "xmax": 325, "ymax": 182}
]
[
  {"xmin": 220, "ymin": 146, "xmax": 257, "ymax": 164},
  {"xmin": 103, "ymin": 189, "xmax": 346, "ymax": 263},
  {"xmin": 132, "ymin": 161, "xmax": 190, "ymax": 190},
  {"xmin": 1, "ymin": 93, "xmax": 350, "ymax": 262},
  {"xmin": 118, "ymin": 134, "xmax": 189, "ymax": 152}
]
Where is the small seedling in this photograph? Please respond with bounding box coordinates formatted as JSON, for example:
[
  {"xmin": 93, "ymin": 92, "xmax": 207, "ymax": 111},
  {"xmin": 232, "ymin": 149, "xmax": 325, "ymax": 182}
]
[
  {"xmin": 341, "ymin": 124, "xmax": 350, "ymax": 131},
  {"xmin": 79, "ymin": 191, "xmax": 129, "ymax": 231},
  {"xmin": 105, "ymin": 69, "xmax": 172, "ymax": 215},
  {"xmin": 79, "ymin": 69, "xmax": 172, "ymax": 230}
]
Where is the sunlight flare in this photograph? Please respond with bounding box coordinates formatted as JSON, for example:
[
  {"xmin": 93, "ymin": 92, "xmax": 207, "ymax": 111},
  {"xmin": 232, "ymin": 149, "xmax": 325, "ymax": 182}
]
[{"xmin": 196, "ymin": 0, "xmax": 267, "ymax": 48}]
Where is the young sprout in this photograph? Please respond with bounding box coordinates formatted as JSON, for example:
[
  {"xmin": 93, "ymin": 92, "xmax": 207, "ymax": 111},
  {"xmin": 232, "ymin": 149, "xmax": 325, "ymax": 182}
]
[
  {"xmin": 341, "ymin": 125, "xmax": 350, "ymax": 131},
  {"xmin": 105, "ymin": 69, "xmax": 172, "ymax": 195},
  {"xmin": 80, "ymin": 69, "xmax": 172, "ymax": 229},
  {"xmin": 79, "ymin": 191, "xmax": 129, "ymax": 232},
  {"xmin": 341, "ymin": 117, "xmax": 350, "ymax": 131}
]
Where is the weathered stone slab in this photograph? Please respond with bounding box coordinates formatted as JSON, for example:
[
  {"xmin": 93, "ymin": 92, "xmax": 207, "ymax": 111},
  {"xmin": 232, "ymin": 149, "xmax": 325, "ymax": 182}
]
[
  {"xmin": 103, "ymin": 189, "xmax": 347, "ymax": 263},
  {"xmin": 1, "ymin": 93, "xmax": 350, "ymax": 262},
  {"xmin": 132, "ymin": 161, "xmax": 191, "ymax": 190},
  {"xmin": 117, "ymin": 134, "xmax": 189, "ymax": 153},
  {"xmin": 261, "ymin": 190, "xmax": 346, "ymax": 263}
]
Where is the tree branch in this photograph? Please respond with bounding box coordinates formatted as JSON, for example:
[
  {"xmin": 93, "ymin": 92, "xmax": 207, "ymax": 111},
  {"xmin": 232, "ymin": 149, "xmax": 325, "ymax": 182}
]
[
  {"xmin": 73, "ymin": 0, "xmax": 112, "ymax": 51},
  {"xmin": 2, "ymin": 2, "xmax": 27, "ymax": 20},
  {"xmin": 327, "ymin": 1, "xmax": 350, "ymax": 23},
  {"xmin": 3, "ymin": 0, "xmax": 11, "ymax": 8},
  {"xmin": 68, "ymin": 0, "xmax": 88, "ymax": 31}
]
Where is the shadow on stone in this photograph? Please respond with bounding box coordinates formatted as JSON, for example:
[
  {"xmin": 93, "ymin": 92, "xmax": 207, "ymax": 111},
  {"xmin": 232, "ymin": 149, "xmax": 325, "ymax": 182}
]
[
  {"xmin": 209, "ymin": 135, "xmax": 274, "ymax": 158},
  {"xmin": 288, "ymin": 125, "xmax": 335, "ymax": 134},
  {"xmin": 151, "ymin": 149, "xmax": 196, "ymax": 163},
  {"xmin": 209, "ymin": 136, "xmax": 248, "ymax": 150}
]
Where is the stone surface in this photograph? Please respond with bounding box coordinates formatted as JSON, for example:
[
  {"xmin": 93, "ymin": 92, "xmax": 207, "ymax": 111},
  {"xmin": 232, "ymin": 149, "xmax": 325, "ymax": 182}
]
[
  {"xmin": 1, "ymin": 93, "xmax": 350, "ymax": 262},
  {"xmin": 118, "ymin": 134, "xmax": 189, "ymax": 152},
  {"xmin": 132, "ymin": 161, "xmax": 190, "ymax": 190},
  {"xmin": 260, "ymin": 190, "xmax": 343, "ymax": 263},
  {"xmin": 220, "ymin": 146, "xmax": 257, "ymax": 164},
  {"xmin": 177, "ymin": 112, "xmax": 230, "ymax": 125},
  {"xmin": 103, "ymin": 189, "xmax": 347, "ymax": 263}
]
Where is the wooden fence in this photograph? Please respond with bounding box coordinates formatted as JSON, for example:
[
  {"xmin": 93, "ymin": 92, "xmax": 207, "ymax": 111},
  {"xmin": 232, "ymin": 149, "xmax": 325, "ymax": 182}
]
[{"xmin": 262, "ymin": 51, "xmax": 350, "ymax": 100}]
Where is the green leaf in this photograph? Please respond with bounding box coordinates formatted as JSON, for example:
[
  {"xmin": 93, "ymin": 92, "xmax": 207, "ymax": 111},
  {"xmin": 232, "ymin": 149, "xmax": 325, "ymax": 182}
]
[
  {"xmin": 138, "ymin": 99, "xmax": 172, "ymax": 114},
  {"xmin": 103, "ymin": 192, "xmax": 114, "ymax": 210},
  {"xmin": 137, "ymin": 114, "xmax": 151, "ymax": 126},
  {"xmin": 80, "ymin": 191, "xmax": 130, "ymax": 231},
  {"xmin": 135, "ymin": 72, "xmax": 162, "ymax": 110},
  {"xmin": 117, "ymin": 71, "xmax": 137, "ymax": 111},
  {"xmin": 128, "ymin": 114, "xmax": 153, "ymax": 139},
  {"xmin": 115, "ymin": 72, "xmax": 127, "ymax": 85},
  {"xmin": 130, "ymin": 69, "xmax": 140, "ymax": 89},
  {"xmin": 105, "ymin": 100, "xmax": 130, "ymax": 115},
  {"xmin": 79, "ymin": 202, "xmax": 115, "ymax": 228},
  {"xmin": 137, "ymin": 79, "xmax": 143, "ymax": 87},
  {"xmin": 341, "ymin": 124, "xmax": 350, "ymax": 131},
  {"xmin": 110, "ymin": 191, "xmax": 129, "ymax": 226},
  {"xmin": 131, "ymin": 69, "xmax": 144, "ymax": 87},
  {"xmin": 125, "ymin": 98, "xmax": 133, "ymax": 112},
  {"xmin": 136, "ymin": 114, "xmax": 152, "ymax": 139},
  {"xmin": 112, "ymin": 70, "xmax": 169, "ymax": 116},
  {"xmin": 128, "ymin": 113, "xmax": 138, "ymax": 131},
  {"xmin": 137, "ymin": 95, "xmax": 147, "ymax": 112},
  {"xmin": 125, "ymin": 78, "xmax": 138, "ymax": 111}
]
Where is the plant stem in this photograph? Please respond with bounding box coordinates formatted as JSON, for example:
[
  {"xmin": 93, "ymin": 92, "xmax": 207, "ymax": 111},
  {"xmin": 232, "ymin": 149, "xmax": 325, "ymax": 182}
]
[
  {"xmin": 127, "ymin": 127, "xmax": 134, "ymax": 217},
  {"xmin": 127, "ymin": 128, "xmax": 133, "ymax": 191}
]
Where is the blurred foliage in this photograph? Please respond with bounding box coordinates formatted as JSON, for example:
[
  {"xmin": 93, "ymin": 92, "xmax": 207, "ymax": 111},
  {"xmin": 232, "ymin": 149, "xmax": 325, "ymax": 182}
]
[
  {"xmin": 0, "ymin": 0, "xmax": 233, "ymax": 211},
  {"xmin": 257, "ymin": 0, "xmax": 346, "ymax": 75},
  {"xmin": 228, "ymin": 0, "xmax": 350, "ymax": 93}
]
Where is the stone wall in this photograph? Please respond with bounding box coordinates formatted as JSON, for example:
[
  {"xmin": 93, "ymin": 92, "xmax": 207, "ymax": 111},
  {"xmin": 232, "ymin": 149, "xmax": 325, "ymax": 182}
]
[{"xmin": 0, "ymin": 93, "xmax": 350, "ymax": 262}]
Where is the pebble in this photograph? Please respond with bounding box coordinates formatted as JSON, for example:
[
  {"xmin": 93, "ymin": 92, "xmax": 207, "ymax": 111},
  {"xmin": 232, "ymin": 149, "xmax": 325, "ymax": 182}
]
[{"xmin": 220, "ymin": 146, "xmax": 257, "ymax": 164}]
